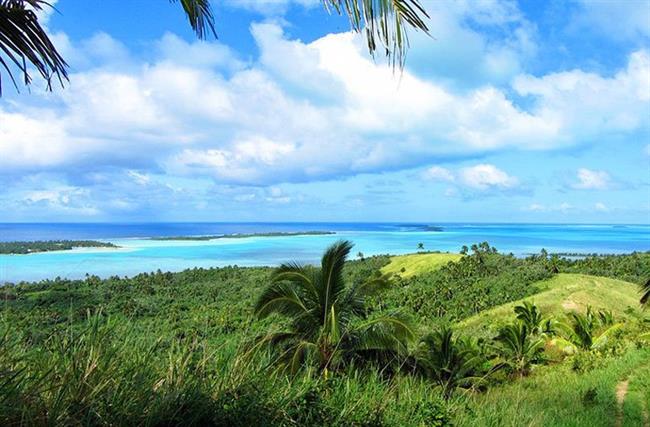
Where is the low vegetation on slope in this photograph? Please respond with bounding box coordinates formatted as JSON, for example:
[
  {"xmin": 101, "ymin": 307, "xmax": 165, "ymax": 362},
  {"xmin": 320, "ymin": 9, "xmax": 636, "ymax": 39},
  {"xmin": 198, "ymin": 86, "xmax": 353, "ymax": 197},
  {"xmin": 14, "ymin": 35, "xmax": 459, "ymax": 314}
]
[
  {"xmin": 380, "ymin": 252, "xmax": 461, "ymax": 278},
  {"xmin": 0, "ymin": 243, "xmax": 648, "ymax": 426},
  {"xmin": 458, "ymin": 273, "xmax": 642, "ymax": 338}
]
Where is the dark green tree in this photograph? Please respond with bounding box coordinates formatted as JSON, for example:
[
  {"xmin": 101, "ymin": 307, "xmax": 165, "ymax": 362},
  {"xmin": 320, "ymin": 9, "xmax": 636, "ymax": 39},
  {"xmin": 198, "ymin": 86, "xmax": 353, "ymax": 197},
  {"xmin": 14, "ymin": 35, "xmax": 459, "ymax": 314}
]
[
  {"xmin": 494, "ymin": 322, "xmax": 544, "ymax": 377},
  {"xmin": 415, "ymin": 326, "xmax": 486, "ymax": 399},
  {"xmin": 253, "ymin": 240, "xmax": 414, "ymax": 374}
]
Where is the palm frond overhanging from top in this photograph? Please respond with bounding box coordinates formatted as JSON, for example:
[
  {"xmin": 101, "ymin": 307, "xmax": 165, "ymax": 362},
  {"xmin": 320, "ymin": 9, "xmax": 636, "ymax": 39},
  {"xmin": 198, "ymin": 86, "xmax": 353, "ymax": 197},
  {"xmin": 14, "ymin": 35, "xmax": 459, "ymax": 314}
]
[{"xmin": 0, "ymin": 0, "xmax": 430, "ymax": 94}]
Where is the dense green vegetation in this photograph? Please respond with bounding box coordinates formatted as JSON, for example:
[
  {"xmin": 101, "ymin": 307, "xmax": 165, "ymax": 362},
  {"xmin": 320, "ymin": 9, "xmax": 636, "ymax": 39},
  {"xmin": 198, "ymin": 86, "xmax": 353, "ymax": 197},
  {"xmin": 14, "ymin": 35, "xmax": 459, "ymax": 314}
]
[
  {"xmin": 0, "ymin": 240, "xmax": 117, "ymax": 254},
  {"xmin": 149, "ymin": 231, "xmax": 336, "ymax": 241},
  {"xmin": 0, "ymin": 242, "xmax": 648, "ymax": 426}
]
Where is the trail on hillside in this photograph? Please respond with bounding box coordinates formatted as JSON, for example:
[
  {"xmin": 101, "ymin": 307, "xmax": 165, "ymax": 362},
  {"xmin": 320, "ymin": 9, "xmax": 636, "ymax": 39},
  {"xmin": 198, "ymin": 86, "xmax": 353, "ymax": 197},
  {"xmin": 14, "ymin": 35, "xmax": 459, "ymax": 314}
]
[{"xmin": 615, "ymin": 380, "xmax": 629, "ymax": 427}]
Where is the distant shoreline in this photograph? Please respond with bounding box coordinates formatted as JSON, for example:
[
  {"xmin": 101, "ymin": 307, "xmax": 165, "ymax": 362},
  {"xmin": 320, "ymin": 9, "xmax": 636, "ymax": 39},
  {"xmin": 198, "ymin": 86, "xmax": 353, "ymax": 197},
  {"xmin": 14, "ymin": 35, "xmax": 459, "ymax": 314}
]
[
  {"xmin": 0, "ymin": 240, "xmax": 118, "ymax": 255},
  {"xmin": 148, "ymin": 231, "xmax": 337, "ymax": 241}
]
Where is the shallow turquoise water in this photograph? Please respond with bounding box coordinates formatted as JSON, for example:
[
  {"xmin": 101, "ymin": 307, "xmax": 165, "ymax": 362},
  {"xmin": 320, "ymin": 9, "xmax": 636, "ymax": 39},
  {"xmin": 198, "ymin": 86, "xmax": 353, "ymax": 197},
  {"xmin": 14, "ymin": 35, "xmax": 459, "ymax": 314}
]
[{"xmin": 0, "ymin": 223, "xmax": 648, "ymax": 282}]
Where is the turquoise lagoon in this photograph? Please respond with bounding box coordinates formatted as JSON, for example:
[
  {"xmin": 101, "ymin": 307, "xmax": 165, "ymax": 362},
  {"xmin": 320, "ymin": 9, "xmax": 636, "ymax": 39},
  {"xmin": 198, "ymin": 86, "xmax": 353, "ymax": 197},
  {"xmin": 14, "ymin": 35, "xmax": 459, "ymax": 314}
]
[{"xmin": 0, "ymin": 223, "xmax": 648, "ymax": 283}]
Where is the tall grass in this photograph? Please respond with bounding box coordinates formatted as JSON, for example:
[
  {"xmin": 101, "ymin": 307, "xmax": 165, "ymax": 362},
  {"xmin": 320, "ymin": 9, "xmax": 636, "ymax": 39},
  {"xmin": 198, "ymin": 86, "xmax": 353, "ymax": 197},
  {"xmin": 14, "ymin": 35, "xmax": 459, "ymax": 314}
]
[{"xmin": 0, "ymin": 312, "xmax": 454, "ymax": 426}]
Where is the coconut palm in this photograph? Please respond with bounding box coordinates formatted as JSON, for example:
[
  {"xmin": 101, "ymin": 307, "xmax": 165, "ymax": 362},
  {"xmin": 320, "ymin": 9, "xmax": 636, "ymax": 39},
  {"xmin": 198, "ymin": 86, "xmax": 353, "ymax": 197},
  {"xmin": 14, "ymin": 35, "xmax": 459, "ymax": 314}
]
[
  {"xmin": 0, "ymin": 0, "xmax": 429, "ymax": 94},
  {"xmin": 562, "ymin": 308, "xmax": 623, "ymax": 351},
  {"xmin": 494, "ymin": 322, "xmax": 545, "ymax": 377},
  {"xmin": 640, "ymin": 278, "xmax": 650, "ymax": 307},
  {"xmin": 0, "ymin": 0, "xmax": 215, "ymax": 94},
  {"xmin": 417, "ymin": 242, "xmax": 424, "ymax": 251},
  {"xmin": 415, "ymin": 326, "xmax": 486, "ymax": 399},
  {"xmin": 514, "ymin": 301, "xmax": 545, "ymax": 335},
  {"xmin": 253, "ymin": 240, "xmax": 414, "ymax": 374}
]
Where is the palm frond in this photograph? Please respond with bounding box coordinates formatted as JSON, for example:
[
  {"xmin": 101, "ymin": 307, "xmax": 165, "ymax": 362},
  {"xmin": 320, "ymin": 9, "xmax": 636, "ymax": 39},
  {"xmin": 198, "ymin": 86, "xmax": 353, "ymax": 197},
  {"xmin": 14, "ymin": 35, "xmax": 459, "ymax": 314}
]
[
  {"xmin": 323, "ymin": 0, "xmax": 430, "ymax": 68},
  {"xmin": 351, "ymin": 312, "xmax": 415, "ymax": 351},
  {"xmin": 272, "ymin": 261, "xmax": 319, "ymax": 302},
  {"xmin": 415, "ymin": 326, "xmax": 486, "ymax": 398},
  {"xmin": 320, "ymin": 240, "xmax": 354, "ymax": 322},
  {"xmin": 592, "ymin": 323, "xmax": 624, "ymax": 350},
  {"xmin": 169, "ymin": 0, "xmax": 216, "ymax": 40},
  {"xmin": 0, "ymin": 0, "xmax": 68, "ymax": 94},
  {"xmin": 253, "ymin": 282, "xmax": 310, "ymax": 320},
  {"xmin": 640, "ymin": 278, "xmax": 650, "ymax": 306}
]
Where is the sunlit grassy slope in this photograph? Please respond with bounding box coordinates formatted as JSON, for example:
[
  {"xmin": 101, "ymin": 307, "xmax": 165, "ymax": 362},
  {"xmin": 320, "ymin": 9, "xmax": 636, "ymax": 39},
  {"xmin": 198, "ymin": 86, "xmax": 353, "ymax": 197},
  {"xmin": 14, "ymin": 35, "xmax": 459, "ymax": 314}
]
[
  {"xmin": 456, "ymin": 346, "xmax": 650, "ymax": 427},
  {"xmin": 458, "ymin": 273, "xmax": 641, "ymax": 337},
  {"xmin": 380, "ymin": 252, "xmax": 461, "ymax": 278}
]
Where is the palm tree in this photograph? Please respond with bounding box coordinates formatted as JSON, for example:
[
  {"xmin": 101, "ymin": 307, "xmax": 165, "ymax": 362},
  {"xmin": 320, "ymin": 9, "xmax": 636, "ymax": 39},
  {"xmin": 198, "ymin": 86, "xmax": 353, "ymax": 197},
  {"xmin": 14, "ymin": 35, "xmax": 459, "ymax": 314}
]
[
  {"xmin": 253, "ymin": 240, "xmax": 414, "ymax": 374},
  {"xmin": 562, "ymin": 308, "xmax": 623, "ymax": 351},
  {"xmin": 640, "ymin": 278, "xmax": 650, "ymax": 307},
  {"xmin": 0, "ymin": 0, "xmax": 215, "ymax": 94},
  {"xmin": 417, "ymin": 242, "xmax": 424, "ymax": 251},
  {"xmin": 415, "ymin": 327, "xmax": 486, "ymax": 399},
  {"xmin": 494, "ymin": 322, "xmax": 545, "ymax": 377},
  {"xmin": 0, "ymin": 0, "xmax": 429, "ymax": 94},
  {"xmin": 514, "ymin": 301, "xmax": 545, "ymax": 335}
]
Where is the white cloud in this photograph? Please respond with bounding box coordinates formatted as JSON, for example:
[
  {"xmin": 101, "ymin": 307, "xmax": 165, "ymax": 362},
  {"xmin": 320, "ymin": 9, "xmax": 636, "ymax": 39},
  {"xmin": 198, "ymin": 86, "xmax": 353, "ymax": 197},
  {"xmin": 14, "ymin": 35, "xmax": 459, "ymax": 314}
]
[
  {"xmin": 523, "ymin": 203, "xmax": 545, "ymax": 212},
  {"xmin": 0, "ymin": 13, "xmax": 648, "ymax": 190},
  {"xmin": 594, "ymin": 202, "xmax": 609, "ymax": 212},
  {"xmin": 422, "ymin": 166, "xmax": 455, "ymax": 182},
  {"xmin": 521, "ymin": 202, "xmax": 576, "ymax": 213},
  {"xmin": 22, "ymin": 185, "xmax": 100, "ymax": 216},
  {"xmin": 458, "ymin": 164, "xmax": 518, "ymax": 190},
  {"xmin": 558, "ymin": 202, "xmax": 573, "ymax": 213},
  {"xmin": 572, "ymin": 168, "xmax": 611, "ymax": 190},
  {"xmin": 574, "ymin": 0, "xmax": 650, "ymax": 41},
  {"xmin": 128, "ymin": 171, "xmax": 151, "ymax": 186},
  {"xmin": 513, "ymin": 50, "xmax": 650, "ymax": 142}
]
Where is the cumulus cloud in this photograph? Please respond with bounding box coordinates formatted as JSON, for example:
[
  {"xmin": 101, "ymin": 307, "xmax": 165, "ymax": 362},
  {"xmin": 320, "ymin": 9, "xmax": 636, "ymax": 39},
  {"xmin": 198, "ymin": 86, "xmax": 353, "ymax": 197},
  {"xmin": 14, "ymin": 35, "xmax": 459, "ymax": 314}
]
[
  {"xmin": 1, "ymin": 22, "xmax": 648, "ymax": 187},
  {"xmin": 523, "ymin": 203, "xmax": 545, "ymax": 212},
  {"xmin": 572, "ymin": 168, "xmax": 611, "ymax": 190},
  {"xmin": 574, "ymin": 0, "xmax": 650, "ymax": 41},
  {"xmin": 422, "ymin": 166, "xmax": 455, "ymax": 182},
  {"xmin": 1, "ymin": 1, "xmax": 649, "ymax": 221},
  {"xmin": 458, "ymin": 164, "xmax": 518, "ymax": 190},
  {"xmin": 422, "ymin": 163, "xmax": 519, "ymax": 193}
]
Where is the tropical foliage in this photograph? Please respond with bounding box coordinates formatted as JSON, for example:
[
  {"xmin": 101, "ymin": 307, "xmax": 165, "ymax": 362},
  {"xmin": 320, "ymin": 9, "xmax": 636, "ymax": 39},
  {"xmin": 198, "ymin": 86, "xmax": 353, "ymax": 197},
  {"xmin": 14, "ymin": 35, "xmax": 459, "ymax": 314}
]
[
  {"xmin": 640, "ymin": 278, "xmax": 650, "ymax": 307},
  {"xmin": 561, "ymin": 307, "xmax": 623, "ymax": 351},
  {"xmin": 494, "ymin": 321, "xmax": 545, "ymax": 377},
  {"xmin": 414, "ymin": 327, "xmax": 486, "ymax": 399},
  {"xmin": 253, "ymin": 240, "xmax": 414, "ymax": 374},
  {"xmin": 0, "ymin": 243, "xmax": 648, "ymax": 425}
]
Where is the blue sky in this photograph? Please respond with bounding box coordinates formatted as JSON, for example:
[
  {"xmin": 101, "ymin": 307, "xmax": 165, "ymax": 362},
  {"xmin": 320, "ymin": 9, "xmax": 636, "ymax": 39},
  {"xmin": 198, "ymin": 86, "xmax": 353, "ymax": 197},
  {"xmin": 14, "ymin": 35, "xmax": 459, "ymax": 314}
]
[{"xmin": 0, "ymin": 0, "xmax": 648, "ymax": 223}]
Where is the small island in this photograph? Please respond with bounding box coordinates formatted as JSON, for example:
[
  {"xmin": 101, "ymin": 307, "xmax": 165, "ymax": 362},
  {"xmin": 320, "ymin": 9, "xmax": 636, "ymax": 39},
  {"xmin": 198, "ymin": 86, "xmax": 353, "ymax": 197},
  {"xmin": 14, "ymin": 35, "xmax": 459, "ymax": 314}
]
[
  {"xmin": 0, "ymin": 240, "xmax": 118, "ymax": 255},
  {"xmin": 149, "ymin": 231, "xmax": 336, "ymax": 241}
]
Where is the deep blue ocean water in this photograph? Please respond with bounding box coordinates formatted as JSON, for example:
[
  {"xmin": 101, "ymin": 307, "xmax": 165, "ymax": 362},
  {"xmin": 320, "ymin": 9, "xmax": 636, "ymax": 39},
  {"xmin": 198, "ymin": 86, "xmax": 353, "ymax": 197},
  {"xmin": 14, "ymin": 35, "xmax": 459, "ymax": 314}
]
[{"xmin": 0, "ymin": 223, "xmax": 648, "ymax": 283}]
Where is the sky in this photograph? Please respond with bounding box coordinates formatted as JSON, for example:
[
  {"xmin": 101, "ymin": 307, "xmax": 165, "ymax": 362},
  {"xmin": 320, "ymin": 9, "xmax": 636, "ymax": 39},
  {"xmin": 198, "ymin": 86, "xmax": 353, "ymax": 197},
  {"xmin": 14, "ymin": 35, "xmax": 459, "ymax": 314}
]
[{"xmin": 0, "ymin": 0, "xmax": 649, "ymax": 223}]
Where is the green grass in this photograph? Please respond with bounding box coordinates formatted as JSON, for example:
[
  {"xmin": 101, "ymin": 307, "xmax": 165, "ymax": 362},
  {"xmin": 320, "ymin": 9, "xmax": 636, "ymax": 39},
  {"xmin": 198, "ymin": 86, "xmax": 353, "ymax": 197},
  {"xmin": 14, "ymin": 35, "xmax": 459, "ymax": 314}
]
[
  {"xmin": 455, "ymin": 346, "xmax": 650, "ymax": 427},
  {"xmin": 1, "ymin": 249, "xmax": 648, "ymax": 425},
  {"xmin": 458, "ymin": 273, "xmax": 642, "ymax": 338},
  {"xmin": 381, "ymin": 252, "xmax": 462, "ymax": 278}
]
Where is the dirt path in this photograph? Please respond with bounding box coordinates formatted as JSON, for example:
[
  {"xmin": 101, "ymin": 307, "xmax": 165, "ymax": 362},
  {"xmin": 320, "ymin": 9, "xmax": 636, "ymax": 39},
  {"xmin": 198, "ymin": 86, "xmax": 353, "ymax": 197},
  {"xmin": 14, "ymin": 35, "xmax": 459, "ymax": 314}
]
[{"xmin": 615, "ymin": 380, "xmax": 629, "ymax": 427}]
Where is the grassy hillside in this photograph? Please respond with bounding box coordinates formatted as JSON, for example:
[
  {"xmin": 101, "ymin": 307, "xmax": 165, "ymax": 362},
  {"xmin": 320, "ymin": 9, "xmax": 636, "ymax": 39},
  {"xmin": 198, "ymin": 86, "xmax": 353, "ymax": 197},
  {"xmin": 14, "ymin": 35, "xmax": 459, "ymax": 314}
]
[
  {"xmin": 381, "ymin": 252, "xmax": 462, "ymax": 278},
  {"xmin": 455, "ymin": 346, "xmax": 650, "ymax": 426},
  {"xmin": 0, "ymin": 245, "xmax": 648, "ymax": 426},
  {"xmin": 458, "ymin": 273, "xmax": 642, "ymax": 338}
]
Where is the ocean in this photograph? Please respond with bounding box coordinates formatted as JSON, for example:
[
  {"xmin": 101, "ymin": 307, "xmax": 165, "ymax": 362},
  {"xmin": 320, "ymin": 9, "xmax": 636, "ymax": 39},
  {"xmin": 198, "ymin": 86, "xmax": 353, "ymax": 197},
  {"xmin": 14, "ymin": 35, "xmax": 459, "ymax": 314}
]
[{"xmin": 0, "ymin": 222, "xmax": 648, "ymax": 283}]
